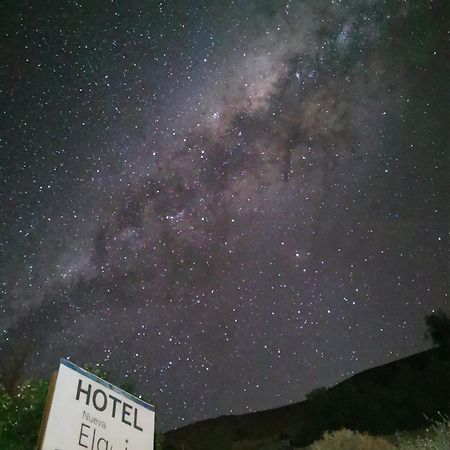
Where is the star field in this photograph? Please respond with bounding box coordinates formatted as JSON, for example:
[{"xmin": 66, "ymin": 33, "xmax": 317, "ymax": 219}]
[{"xmin": 0, "ymin": 0, "xmax": 448, "ymax": 431}]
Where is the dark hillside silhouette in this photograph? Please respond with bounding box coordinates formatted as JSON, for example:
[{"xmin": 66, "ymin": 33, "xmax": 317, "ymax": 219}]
[{"xmin": 164, "ymin": 346, "xmax": 450, "ymax": 449}]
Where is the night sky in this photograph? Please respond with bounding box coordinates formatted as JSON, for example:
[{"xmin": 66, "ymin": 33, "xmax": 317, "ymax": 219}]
[{"xmin": 0, "ymin": 0, "xmax": 448, "ymax": 431}]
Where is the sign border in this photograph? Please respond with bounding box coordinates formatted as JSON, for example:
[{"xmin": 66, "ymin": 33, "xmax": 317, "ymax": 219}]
[
  {"xmin": 60, "ymin": 359, "xmax": 155, "ymax": 411},
  {"xmin": 36, "ymin": 371, "xmax": 57, "ymax": 450}
]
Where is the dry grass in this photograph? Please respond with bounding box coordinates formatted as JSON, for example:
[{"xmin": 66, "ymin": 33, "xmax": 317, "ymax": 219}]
[
  {"xmin": 394, "ymin": 418, "xmax": 450, "ymax": 450},
  {"xmin": 308, "ymin": 429, "xmax": 394, "ymax": 450}
]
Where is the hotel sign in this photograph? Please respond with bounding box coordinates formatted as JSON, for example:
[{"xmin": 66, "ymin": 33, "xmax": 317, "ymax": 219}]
[{"xmin": 38, "ymin": 359, "xmax": 155, "ymax": 450}]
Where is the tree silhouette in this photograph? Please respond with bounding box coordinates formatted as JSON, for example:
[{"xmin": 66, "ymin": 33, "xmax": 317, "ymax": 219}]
[{"xmin": 425, "ymin": 310, "xmax": 450, "ymax": 357}]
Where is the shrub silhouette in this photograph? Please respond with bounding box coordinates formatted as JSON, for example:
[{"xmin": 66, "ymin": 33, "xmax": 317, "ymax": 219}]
[{"xmin": 425, "ymin": 310, "xmax": 450, "ymax": 357}]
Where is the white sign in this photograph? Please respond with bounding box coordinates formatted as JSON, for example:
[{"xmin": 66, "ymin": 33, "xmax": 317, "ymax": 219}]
[{"xmin": 40, "ymin": 359, "xmax": 155, "ymax": 450}]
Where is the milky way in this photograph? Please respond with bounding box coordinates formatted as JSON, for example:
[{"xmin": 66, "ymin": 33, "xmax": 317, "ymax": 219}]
[{"xmin": 0, "ymin": 0, "xmax": 448, "ymax": 430}]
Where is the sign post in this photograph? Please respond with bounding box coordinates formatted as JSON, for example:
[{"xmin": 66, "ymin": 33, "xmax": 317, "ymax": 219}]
[{"xmin": 38, "ymin": 359, "xmax": 155, "ymax": 450}]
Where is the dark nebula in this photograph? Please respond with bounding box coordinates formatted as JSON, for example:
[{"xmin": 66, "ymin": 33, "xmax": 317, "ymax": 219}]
[{"xmin": 0, "ymin": 0, "xmax": 448, "ymax": 430}]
